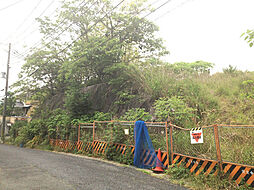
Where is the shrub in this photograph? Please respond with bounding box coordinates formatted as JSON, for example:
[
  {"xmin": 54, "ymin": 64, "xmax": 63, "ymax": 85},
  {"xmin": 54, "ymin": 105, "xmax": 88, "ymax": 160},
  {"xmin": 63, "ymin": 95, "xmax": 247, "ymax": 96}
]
[
  {"xmin": 92, "ymin": 111, "xmax": 111, "ymax": 121},
  {"xmin": 166, "ymin": 165, "xmax": 190, "ymax": 180},
  {"xmin": 120, "ymin": 108, "xmax": 152, "ymax": 121},
  {"xmin": 105, "ymin": 144, "xmax": 133, "ymax": 165},
  {"xmin": 9, "ymin": 120, "xmax": 27, "ymax": 141},
  {"xmin": 47, "ymin": 109, "xmax": 71, "ymax": 139},
  {"xmin": 26, "ymin": 136, "xmax": 43, "ymax": 148},
  {"xmin": 153, "ymin": 96, "xmax": 195, "ymax": 127}
]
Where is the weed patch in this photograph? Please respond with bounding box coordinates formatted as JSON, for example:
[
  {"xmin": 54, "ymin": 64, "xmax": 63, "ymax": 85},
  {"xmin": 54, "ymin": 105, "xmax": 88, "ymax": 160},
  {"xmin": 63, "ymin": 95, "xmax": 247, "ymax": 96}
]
[{"xmin": 166, "ymin": 166, "xmax": 252, "ymax": 190}]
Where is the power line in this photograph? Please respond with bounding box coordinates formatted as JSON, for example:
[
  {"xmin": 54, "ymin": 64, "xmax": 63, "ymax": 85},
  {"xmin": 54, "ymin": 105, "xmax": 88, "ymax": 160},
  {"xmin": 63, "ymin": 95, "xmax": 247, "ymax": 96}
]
[
  {"xmin": 5, "ymin": 0, "xmax": 89, "ymax": 61},
  {"xmin": 143, "ymin": 0, "xmax": 172, "ymax": 18},
  {"xmin": 17, "ymin": 0, "xmax": 126, "ymax": 81},
  {"xmin": 0, "ymin": 0, "xmax": 25, "ymax": 12},
  {"xmin": 34, "ymin": 0, "xmax": 55, "ymax": 19},
  {"xmin": 17, "ymin": 0, "xmax": 90, "ymax": 56},
  {"xmin": 13, "ymin": 0, "xmax": 63, "ymax": 47},
  {"xmin": 58, "ymin": 0, "xmax": 125, "ymax": 55},
  {"xmin": 69, "ymin": 0, "xmax": 173, "ymax": 66},
  {"xmin": 15, "ymin": 0, "xmax": 141, "ymax": 58},
  {"xmin": 15, "ymin": 0, "xmax": 43, "ymax": 32},
  {"xmin": 17, "ymin": 0, "xmax": 172, "ymax": 82},
  {"xmin": 12, "ymin": 50, "xmax": 25, "ymax": 59},
  {"xmin": 4, "ymin": 0, "xmax": 43, "ymax": 43},
  {"xmin": 8, "ymin": 0, "xmax": 55, "ymax": 43},
  {"xmin": 153, "ymin": 0, "xmax": 192, "ymax": 21},
  {"xmin": 19, "ymin": 0, "xmax": 94, "ymax": 56}
]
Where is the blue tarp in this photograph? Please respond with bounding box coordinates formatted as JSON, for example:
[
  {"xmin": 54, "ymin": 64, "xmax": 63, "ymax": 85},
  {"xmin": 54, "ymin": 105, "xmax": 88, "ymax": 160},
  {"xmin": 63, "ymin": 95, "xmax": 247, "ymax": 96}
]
[{"xmin": 133, "ymin": 120, "xmax": 164, "ymax": 169}]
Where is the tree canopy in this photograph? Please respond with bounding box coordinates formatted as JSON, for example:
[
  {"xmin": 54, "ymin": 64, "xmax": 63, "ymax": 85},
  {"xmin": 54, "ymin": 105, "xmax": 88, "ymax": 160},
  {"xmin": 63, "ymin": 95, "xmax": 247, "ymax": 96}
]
[
  {"xmin": 14, "ymin": 0, "xmax": 169, "ymax": 117},
  {"xmin": 13, "ymin": 0, "xmax": 254, "ymax": 128}
]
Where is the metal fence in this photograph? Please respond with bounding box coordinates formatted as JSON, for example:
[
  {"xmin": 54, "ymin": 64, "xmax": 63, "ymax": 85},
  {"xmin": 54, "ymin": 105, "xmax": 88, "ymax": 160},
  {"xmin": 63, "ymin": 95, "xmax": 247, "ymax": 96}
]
[
  {"xmin": 169, "ymin": 124, "xmax": 254, "ymax": 166},
  {"xmin": 169, "ymin": 124, "xmax": 254, "ymax": 186},
  {"xmin": 171, "ymin": 125, "xmax": 217, "ymax": 160},
  {"xmin": 78, "ymin": 121, "xmax": 167, "ymax": 148},
  {"xmin": 50, "ymin": 121, "xmax": 254, "ymax": 186},
  {"xmin": 218, "ymin": 125, "xmax": 254, "ymax": 166}
]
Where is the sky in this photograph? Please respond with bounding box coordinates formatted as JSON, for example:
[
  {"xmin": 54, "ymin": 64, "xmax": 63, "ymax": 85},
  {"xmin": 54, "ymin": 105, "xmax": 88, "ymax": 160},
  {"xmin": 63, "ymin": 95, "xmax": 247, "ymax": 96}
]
[
  {"xmin": 0, "ymin": 0, "xmax": 254, "ymax": 97},
  {"xmin": 151, "ymin": 0, "xmax": 254, "ymax": 72}
]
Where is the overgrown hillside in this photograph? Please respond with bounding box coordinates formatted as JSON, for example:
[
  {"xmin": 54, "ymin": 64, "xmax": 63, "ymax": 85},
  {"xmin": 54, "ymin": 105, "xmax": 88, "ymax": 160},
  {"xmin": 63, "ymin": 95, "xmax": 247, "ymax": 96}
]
[{"xmin": 3, "ymin": 0, "xmax": 254, "ymax": 146}]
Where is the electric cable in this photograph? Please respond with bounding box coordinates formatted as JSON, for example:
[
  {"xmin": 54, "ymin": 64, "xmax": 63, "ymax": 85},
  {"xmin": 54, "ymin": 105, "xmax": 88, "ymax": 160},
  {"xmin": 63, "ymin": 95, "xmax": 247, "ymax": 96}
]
[
  {"xmin": 68, "ymin": 0, "xmax": 173, "ymax": 67},
  {"xmin": 143, "ymin": 0, "xmax": 172, "ymax": 18},
  {"xmin": 16, "ymin": 0, "xmax": 126, "ymax": 81},
  {"xmin": 16, "ymin": 0, "xmax": 172, "ymax": 82},
  {"xmin": 153, "ymin": 0, "xmax": 192, "ymax": 21},
  {"xmin": 8, "ymin": 0, "xmax": 55, "ymax": 44},
  {"xmin": 15, "ymin": 0, "xmax": 159, "ymax": 58},
  {"xmin": 14, "ymin": 0, "xmax": 63, "ymax": 45},
  {"xmin": 0, "ymin": 0, "xmax": 25, "ymax": 12},
  {"xmin": 19, "ymin": 0, "xmax": 97, "ymax": 56},
  {"xmin": 58, "ymin": 0, "xmax": 126, "ymax": 55},
  {"xmin": 4, "ymin": 0, "xmax": 43, "ymax": 45},
  {"xmin": 14, "ymin": 0, "xmax": 43, "ymax": 33}
]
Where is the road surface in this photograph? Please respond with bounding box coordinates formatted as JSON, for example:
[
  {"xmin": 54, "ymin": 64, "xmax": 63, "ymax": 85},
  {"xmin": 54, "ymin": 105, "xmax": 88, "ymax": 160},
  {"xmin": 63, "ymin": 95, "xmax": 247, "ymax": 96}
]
[{"xmin": 0, "ymin": 144, "xmax": 188, "ymax": 190}]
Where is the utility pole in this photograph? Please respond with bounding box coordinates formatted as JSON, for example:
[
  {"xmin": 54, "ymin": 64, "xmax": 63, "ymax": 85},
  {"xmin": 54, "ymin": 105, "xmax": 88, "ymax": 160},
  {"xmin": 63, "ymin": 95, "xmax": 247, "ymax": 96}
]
[{"xmin": 1, "ymin": 43, "xmax": 11, "ymax": 143}]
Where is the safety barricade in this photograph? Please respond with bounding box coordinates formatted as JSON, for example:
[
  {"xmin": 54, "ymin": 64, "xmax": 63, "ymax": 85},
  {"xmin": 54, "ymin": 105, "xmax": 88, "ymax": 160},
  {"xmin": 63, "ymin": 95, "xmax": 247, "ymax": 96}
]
[{"xmin": 49, "ymin": 121, "xmax": 254, "ymax": 187}]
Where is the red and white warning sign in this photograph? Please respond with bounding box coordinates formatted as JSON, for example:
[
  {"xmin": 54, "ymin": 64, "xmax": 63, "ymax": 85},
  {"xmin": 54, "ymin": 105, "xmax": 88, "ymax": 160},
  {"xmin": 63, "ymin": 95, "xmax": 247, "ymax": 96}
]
[{"xmin": 190, "ymin": 127, "xmax": 203, "ymax": 144}]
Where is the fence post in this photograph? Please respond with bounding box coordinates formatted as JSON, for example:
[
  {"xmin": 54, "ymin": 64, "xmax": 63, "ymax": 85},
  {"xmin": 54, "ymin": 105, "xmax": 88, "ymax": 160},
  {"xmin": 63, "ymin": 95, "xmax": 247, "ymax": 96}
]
[
  {"xmin": 78, "ymin": 124, "xmax": 80, "ymax": 143},
  {"xmin": 93, "ymin": 121, "xmax": 95, "ymax": 142},
  {"xmin": 169, "ymin": 122, "xmax": 174, "ymax": 165},
  {"xmin": 165, "ymin": 122, "xmax": 170, "ymax": 167},
  {"xmin": 56, "ymin": 126, "xmax": 59, "ymax": 139},
  {"xmin": 213, "ymin": 124, "xmax": 223, "ymax": 171},
  {"xmin": 110, "ymin": 120, "xmax": 114, "ymax": 143}
]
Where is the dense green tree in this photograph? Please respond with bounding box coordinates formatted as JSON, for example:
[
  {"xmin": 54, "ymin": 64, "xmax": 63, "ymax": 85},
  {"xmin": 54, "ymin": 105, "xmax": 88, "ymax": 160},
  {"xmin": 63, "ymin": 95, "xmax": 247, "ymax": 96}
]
[
  {"xmin": 153, "ymin": 96, "xmax": 195, "ymax": 127},
  {"xmin": 14, "ymin": 0, "xmax": 168, "ymax": 117},
  {"xmin": 0, "ymin": 92, "xmax": 16, "ymax": 116},
  {"xmin": 169, "ymin": 61, "xmax": 213, "ymax": 75}
]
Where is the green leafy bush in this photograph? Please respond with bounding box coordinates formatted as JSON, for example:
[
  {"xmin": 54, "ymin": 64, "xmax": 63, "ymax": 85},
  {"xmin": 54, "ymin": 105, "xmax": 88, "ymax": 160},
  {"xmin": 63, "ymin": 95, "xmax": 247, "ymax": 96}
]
[
  {"xmin": 105, "ymin": 144, "xmax": 133, "ymax": 165},
  {"xmin": 12, "ymin": 119, "xmax": 46, "ymax": 145},
  {"xmin": 47, "ymin": 109, "xmax": 71, "ymax": 139},
  {"xmin": 120, "ymin": 108, "xmax": 152, "ymax": 121},
  {"xmin": 153, "ymin": 96, "xmax": 195, "ymax": 127},
  {"xmin": 166, "ymin": 165, "xmax": 190, "ymax": 180},
  {"xmin": 92, "ymin": 111, "xmax": 111, "ymax": 121},
  {"xmin": 26, "ymin": 136, "xmax": 43, "ymax": 148},
  {"xmin": 9, "ymin": 120, "xmax": 27, "ymax": 141}
]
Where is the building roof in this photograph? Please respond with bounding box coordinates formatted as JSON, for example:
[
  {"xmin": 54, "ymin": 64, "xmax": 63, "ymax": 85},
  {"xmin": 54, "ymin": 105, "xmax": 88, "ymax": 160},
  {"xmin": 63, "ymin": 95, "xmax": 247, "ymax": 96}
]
[{"xmin": 14, "ymin": 101, "xmax": 31, "ymax": 108}]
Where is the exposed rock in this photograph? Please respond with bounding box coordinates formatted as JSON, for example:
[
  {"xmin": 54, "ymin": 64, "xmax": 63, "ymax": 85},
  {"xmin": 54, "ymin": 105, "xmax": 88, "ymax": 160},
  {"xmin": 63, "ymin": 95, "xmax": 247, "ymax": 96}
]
[{"xmin": 82, "ymin": 83, "xmax": 117, "ymax": 113}]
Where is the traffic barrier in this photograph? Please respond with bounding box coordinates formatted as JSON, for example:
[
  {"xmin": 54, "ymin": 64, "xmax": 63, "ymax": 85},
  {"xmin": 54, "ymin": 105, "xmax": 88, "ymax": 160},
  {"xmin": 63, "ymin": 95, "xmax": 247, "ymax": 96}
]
[
  {"xmin": 172, "ymin": 153, "xmax": 254, "ymax": 186},
  {"xmin": 49, "ymin": 121, "xmax": 254, "ymax": 187}
]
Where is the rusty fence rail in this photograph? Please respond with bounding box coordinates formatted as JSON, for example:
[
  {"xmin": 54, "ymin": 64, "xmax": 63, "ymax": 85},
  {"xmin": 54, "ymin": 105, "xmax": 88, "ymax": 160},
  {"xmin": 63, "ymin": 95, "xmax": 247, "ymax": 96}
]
[{"xmin": 49, "ymin": 121, "xmax": 254, "ymax": 187}]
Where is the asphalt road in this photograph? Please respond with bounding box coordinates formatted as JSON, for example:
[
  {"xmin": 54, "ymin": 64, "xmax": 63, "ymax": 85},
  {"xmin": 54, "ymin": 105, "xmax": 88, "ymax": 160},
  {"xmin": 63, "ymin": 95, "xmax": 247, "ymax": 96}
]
[{"xmin": 0, "ymin": 144, "xmax": 188, "ymax": 190}]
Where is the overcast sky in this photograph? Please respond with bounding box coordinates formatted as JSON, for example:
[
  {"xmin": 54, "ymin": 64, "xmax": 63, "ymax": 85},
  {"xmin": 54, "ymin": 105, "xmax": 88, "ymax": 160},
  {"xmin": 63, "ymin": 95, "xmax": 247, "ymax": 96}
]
[
  {"xmin": 0, "ymin": 0, "xmax": 254, "ymax": 97},
  {"xmin": 152, "ymin": 0, "xmax": 254, "ymax": 72}
]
